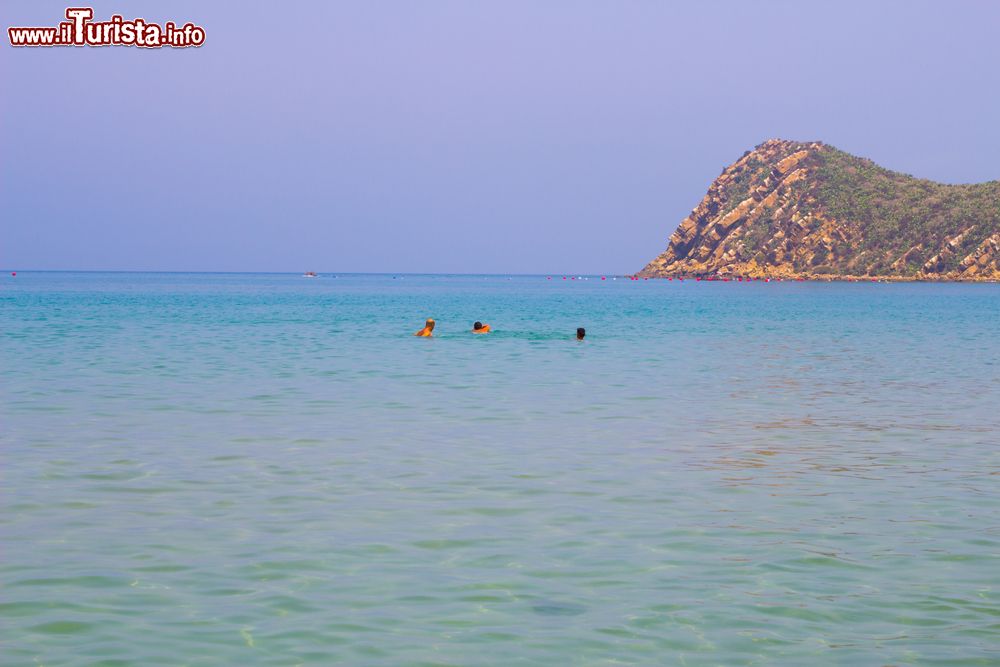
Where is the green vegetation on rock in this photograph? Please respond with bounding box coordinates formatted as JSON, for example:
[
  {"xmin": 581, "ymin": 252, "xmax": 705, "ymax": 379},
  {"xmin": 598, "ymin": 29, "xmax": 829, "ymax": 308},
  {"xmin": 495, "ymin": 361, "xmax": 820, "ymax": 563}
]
[{"xmin": 638, "ymin": 139, "xmax": 1000, "ymax": 281}]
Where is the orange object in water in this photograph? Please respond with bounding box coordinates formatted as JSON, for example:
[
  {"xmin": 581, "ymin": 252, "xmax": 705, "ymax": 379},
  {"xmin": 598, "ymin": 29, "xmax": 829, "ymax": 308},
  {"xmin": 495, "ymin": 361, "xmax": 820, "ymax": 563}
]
[{"xmin": 414, "ymin": 318, "xmax": 435, "ymax": 337}]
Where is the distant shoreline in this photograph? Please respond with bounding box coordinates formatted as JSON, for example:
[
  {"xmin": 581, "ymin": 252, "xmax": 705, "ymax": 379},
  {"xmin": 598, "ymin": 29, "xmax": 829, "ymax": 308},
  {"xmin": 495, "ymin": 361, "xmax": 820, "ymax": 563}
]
[
  {"xmin": 4, "ymin": 270, "xmax": 998, "ymax": 283},
  {"xmin": 636, "ymin": 273, "xmax": 1000, "ymax": 284}
]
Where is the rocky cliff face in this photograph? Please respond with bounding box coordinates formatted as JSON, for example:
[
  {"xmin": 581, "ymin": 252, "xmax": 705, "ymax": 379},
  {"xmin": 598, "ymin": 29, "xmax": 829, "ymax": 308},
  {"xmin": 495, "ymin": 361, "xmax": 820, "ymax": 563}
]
[{"xmin": 638, "ymin": 139, "xmax": 1000, "ymax": 280}]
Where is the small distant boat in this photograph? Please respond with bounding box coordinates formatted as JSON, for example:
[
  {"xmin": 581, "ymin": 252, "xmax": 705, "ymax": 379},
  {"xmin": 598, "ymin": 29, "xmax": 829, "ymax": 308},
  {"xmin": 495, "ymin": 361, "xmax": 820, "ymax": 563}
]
[{"xmin": 303, "ymin": 271, "xmax": 318, "ymax": 278}]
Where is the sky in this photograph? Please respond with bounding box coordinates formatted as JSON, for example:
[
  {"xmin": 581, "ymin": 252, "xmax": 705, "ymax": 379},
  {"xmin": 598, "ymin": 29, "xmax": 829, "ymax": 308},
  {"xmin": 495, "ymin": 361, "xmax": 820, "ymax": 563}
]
[{"xmin": 2, "ymin": 0, "xmax": 999, "ymax": 274}]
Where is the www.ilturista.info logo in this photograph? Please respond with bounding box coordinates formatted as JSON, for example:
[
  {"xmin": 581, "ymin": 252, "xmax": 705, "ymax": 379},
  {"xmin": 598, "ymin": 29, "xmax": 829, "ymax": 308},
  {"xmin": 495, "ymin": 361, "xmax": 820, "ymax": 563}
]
[{"xmin": 8, "ymin": 7, "xmax": 205, "ymax": 48}]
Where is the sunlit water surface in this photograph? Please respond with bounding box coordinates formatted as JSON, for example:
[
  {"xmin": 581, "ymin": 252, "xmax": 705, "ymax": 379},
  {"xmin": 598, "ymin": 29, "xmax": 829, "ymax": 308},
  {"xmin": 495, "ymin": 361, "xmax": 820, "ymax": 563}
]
[{"xmin": 2, "ymin": 272, "xmax": 998, "ymax": 665}]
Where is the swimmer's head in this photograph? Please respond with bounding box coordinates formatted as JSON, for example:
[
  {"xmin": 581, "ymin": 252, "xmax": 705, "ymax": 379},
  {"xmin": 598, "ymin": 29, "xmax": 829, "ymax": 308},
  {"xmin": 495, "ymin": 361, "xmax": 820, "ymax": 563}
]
[
  {"xmin": 425, "ymin": 318, "xmax": 435, "ymax": 330},
  {"xmin": 576, "ymin": 327, "xmax": 586, "ymax": 340},
  {"xmin": 473, "ymin": 321, "xmax": 483, "ymax": 330}
]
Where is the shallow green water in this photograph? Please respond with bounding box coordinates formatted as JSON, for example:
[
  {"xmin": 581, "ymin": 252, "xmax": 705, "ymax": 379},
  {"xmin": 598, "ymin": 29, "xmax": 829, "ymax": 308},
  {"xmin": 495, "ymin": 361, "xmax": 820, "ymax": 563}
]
[{"xmin": 2, "ymin": 272, "xmax": 998, "ymax": 665}]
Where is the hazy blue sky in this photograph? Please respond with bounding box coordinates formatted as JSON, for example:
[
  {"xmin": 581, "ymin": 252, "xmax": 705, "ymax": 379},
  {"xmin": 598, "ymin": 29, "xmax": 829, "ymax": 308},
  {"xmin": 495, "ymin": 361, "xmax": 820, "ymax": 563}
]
[{"xmin": 2, "ymin": 1, "xmax": 998, "ymax": 273}]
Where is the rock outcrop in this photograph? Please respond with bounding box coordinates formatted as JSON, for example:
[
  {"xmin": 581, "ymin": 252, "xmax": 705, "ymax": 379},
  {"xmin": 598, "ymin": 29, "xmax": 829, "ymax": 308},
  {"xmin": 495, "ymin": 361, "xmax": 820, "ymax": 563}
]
[{"xmin": 638, "ymin": 139, "xmax": 1000, "ymax": 281}]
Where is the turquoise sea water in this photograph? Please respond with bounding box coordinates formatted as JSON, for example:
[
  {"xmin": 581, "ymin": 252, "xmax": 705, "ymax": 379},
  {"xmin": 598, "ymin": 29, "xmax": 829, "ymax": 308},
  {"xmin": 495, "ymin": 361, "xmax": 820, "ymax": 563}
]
[{"xmin": 2, "ymin": 272, "xmax": 999, "ymax": 666}]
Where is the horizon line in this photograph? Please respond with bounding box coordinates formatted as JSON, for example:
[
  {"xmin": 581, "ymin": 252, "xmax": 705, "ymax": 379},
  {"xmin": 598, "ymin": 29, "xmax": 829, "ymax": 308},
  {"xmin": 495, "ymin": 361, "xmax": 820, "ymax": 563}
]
[{"xmin": 1, "ymin": 269, "xmax": 633, "ymax": 276}]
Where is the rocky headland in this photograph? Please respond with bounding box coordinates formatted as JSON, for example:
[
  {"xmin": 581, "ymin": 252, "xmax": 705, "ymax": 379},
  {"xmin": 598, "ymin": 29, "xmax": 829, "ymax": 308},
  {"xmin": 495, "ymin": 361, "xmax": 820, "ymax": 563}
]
[{"xmin": 638, "ymin": 140, "xmax": 1000, "ymax": 281}]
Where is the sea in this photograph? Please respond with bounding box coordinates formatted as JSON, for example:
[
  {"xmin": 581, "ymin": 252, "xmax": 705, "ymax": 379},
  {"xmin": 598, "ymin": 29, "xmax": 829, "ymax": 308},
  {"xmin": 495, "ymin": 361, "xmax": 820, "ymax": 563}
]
[{"xmin": 2, "ymin": 272, "xmax": 998, "ymax": 666}]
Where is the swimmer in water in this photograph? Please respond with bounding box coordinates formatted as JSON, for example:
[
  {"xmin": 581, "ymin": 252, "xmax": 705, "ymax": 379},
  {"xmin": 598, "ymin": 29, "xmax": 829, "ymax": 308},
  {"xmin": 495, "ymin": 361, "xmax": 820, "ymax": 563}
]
[
  {"xmin": 472, "ymin": 321, "xmax": 491, "ymax": 334},
  {"xmin": 576, "ymin": 327, "xmax": 586, "ymax": 340},
  {"xmin": 414, "ymin": 318, "xmax": 435, "ymax": 337}
]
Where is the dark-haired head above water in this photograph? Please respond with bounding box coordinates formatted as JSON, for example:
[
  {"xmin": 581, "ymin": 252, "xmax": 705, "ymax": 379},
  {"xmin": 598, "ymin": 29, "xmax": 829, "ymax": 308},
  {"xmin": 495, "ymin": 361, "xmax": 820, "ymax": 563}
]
[{"xmin": 576, "ymin": 328, "xmax": 586, "ymax": 340}]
